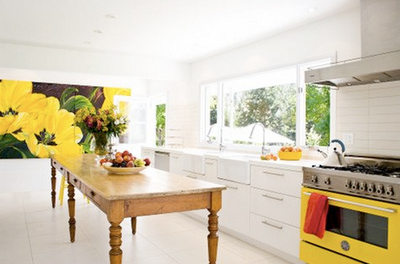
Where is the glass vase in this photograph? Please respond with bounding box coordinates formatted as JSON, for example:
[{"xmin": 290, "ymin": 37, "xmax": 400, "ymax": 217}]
[{"xmin": 91, "ymin": 132, "xmax": 109, "ymax": 159}]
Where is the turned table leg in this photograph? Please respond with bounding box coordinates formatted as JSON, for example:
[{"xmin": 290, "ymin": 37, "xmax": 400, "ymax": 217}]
[
  {"xmin": 67, "ymin": 183, "xmax": 76, "ymax": 242},
  {"xmin": 108, "ymin": 201, "xmax": 124, "ymax": 264},
  {"xmin": 51, "ymin": 163, "xmax": 56, "ymax": 208},
  {"xmin": 207, "ymin": 191, "xmax": 222, "ymax": 264},
  {"xmin": 131, "ymin": 217, "xmax": 137, "ymax": 235},
  {"xmin": 207, "ymin": 209, "xmax": 219, "ymax": 264}
]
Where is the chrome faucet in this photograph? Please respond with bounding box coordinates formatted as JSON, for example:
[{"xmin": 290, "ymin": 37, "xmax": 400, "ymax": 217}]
[
  {"xmin": 207, "ymin": 124, "xmax": 225, "ymax": 151},
  {"xmin": 206, "ymin": 124, "xmax": 216, "ymax": 144},
  {"xmin": 249, "ymin": 122, "xmax": 269, "ymax": 155},
  {"xmin": 219, "ymin": 128, "xmax": 226, "ymax": 151}
]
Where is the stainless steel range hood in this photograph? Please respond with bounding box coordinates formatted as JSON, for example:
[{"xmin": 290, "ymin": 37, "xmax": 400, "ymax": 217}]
[
  {"xmin": 305, "ymin": 0, "xmax": 400, "ymax": 88},
  {"xmin": 305, "ymin": 50, "xmax": 400, "ymax": 87}
]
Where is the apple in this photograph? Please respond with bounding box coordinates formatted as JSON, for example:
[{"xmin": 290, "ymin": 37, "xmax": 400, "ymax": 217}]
[
  {"xmin": 143, "ymin": 158, "xmax": 151, "ymax": 166},
  {"xmin": 115, "ymin": 156, "xmax": 124, "ymax": 164},
  {"xmin": 122, "ymin": 150, "xmax": 130, "ymax": 157},
  {"xmin": 123, "ymin": 155, "xmax": 132, "ymax": 162},
  {"xmin": 126, "ymin": 161, "xmax": 134, "ymax": 167}
]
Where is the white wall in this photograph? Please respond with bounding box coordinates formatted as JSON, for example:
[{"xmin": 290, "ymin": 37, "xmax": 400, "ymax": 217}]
[{"xmin": 171, "ymin": 8, "xmax": 361, "ymax": 148}]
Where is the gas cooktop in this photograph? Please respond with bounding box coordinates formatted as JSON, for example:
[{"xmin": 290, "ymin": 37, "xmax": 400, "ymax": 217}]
[
  {"xmin": 303, "ymin": 156, "xmax": 400, "ymax": 204},
  {"xmin": 314, "ymin": 163, "xmax": 400, "ymax": 178}
]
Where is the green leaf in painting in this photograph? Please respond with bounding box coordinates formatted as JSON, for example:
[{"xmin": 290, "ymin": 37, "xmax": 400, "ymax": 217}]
[
  {"xmin": 88, "ymin": 87, "xmax": 101, "ymax": 103},
  {"xmin": 0, "ymin": 134, "xmax": 35, "ymax": 158},
  {"xmin": 60, "ymin": 87, "xmax": 79, "ymax": 107},
  {"xmin": 61, "ymin": 95, "xmax": 93, "ymax": 112}
]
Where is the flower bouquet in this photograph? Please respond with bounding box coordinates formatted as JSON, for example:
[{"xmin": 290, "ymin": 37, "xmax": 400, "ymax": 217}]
[{"xmin": 74, "ymin": 106, "xmax": 128, "ymax": 157}]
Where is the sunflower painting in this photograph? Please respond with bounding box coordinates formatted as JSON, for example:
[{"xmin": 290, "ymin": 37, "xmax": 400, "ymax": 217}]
[{"xmin": 0, "ymin": 79, "xmax": 131, "ymax": 159}]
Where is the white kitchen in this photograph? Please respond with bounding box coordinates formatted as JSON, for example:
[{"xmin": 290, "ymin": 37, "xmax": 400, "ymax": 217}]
[{"xmin": 1, "ymin": 0, "xmax": 400, "ymax": 264}]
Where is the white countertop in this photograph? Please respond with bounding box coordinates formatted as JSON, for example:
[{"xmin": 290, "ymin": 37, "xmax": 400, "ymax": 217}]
[{"xmin": 142, "ymin": 145, "xmax": 322, "ymax": 171}]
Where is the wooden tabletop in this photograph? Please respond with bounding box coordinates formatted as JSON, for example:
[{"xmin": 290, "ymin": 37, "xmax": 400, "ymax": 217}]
[{"xmin": 52, "ymin": 154, "xmax": 226, "ymax": 200}]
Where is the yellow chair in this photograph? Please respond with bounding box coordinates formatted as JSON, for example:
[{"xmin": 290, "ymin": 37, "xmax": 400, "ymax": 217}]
[{"xmin": 58, "ymin": 174, "xmax": 90, "ymax": 206}]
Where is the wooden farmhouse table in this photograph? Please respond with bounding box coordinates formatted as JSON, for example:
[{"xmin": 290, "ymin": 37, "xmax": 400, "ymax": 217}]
[{"xmin": 50, "ymin": 154, "xmax": 226, "ymax": 264}]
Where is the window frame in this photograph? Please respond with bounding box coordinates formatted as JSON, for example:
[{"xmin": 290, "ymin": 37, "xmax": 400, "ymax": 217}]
[{"xmin": 200, "ymin": 59, "xmax": 335, "ymax": 151}]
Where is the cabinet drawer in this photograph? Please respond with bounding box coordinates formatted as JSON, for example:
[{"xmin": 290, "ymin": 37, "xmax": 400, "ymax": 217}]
[
  {"xmin": 250, "ymin": 213, "xmax": 300, "ymax": 258},
  {"xmin": 67, "ymin": 173, "xmax": 81, "ymax": 189},
  {"xmin": 251, "ymin": 165, "xmax": 302, "ymax": 197},
  {"xmin": 250, "ymin": 188, "xmax": 300, "ymax": 227}
]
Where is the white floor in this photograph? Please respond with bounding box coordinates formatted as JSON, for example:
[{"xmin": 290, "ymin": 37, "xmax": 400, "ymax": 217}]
[{"xmin": 0, "ymin": 190, "xmax": 293, "ymax": 264}]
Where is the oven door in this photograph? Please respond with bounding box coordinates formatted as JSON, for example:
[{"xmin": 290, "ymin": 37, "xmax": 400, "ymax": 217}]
[{"xmin": 300, "ymin": 187, "xmax": 400, "ymax": 264}]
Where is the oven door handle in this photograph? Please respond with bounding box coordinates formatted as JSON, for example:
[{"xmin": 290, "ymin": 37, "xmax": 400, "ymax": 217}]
[{"xmin": 303, "ymin": 192, "xmax": 397, "ymax": 214}]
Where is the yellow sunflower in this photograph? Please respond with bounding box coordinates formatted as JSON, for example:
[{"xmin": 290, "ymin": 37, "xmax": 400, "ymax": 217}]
[
  {"xmin": 26, "ymin": 97, "xmax": 83, "ymax": 158},
  {"xmin": 0, "ymin": 80, "xmax": 47, "ymax": 141}
]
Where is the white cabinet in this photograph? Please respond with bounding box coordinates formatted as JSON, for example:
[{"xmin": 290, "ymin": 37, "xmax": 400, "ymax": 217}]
[
  {"xmin": 204, "ymin": 158, "xmax": 218, "ymax": 182},
  {"xmin": 141, "ymin": 148, "xmax": 155, "ymax": 168},
  {"xmin": 251, "ymin": 165, "xmax": 302, "ymax": 197},
  {"xmin": 250, "ymin": 213, "xmax": 300, "ymax": 258},
  {"xmin": 169, "ymin": 152, "xmax": 183, "ymax": 175},
  {"xmin": 250, "ymin": 164, "xmax": 302, "ymax": 258},
  {"xmin": 216, "ymin": 178, "xmax": 250, "ymax": 236},
  {"xmin": 250, "ymin": 188, "xmax": 300, "ymax": 227}
]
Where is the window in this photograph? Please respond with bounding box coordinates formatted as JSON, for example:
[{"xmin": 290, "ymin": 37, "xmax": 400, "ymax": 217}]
[
  {"xmin": 202, "ymin": 59, "xmax": 332, "ymax": 149},
  {"xmin": 156, "ymin": 103, "xmax": 166, "ymax": 146}
]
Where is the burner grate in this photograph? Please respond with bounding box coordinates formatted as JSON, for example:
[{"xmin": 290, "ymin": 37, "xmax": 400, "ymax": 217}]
[{"xmin": 314, "ymin": 163, "xmax": 400, "ymax": 177}]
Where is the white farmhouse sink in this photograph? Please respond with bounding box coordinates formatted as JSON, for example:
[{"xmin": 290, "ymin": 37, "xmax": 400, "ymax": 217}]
[
  {"xmin": 217, "ymin": 154, "xmax": 257, "ymax": 184},
  {"xmin": 182, "ymin": 152, "xmax": 205, "ymax": 174}
]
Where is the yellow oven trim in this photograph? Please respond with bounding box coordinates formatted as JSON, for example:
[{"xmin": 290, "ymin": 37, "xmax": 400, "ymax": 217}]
[{"xmin": 300, "ymin": 187, "xmax": 400, "ymax": 264}]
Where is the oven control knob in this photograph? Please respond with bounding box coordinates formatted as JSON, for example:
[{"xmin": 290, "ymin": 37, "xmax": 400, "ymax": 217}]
[
  {"xmin": 324, "ymin": 177, "xmax": 331, "ymax": 185},
  {"xmin": 345, "ymin": 180, "xmax": 351, "ymax": 189},
  {"xmin": 386, "ymin": 186, "xmax": 394, "ymax": 196},
  {"xmin": 311, "ymin": 175, "xmax": 318, "ymax": 184},
  {"xmin": 359, "ymin": 182, "xmax": 367, "ymax": 191},
  {"xmin": 368, "ymin": 183, "xmax": 375, "ymax": 193},
  {"xmin": 351, "ymin": 181, "xmax": 359, "ymax": 190},
  {"xmin": 376, "ymin": 184, "xmax": 384, "ymax": 195}
]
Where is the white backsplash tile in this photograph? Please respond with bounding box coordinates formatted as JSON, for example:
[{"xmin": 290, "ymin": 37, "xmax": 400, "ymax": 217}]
[{"xmin": 336, "ymin": 80, "xmax": 400, "ymax": 157}]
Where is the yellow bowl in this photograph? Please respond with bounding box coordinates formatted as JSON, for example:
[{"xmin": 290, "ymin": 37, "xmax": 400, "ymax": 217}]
[{"xmin": 278, "ymin": 151, "xmax": 302, "ymax": 161}]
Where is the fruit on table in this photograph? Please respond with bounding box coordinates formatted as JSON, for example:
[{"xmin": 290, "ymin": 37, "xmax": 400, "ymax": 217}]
[
  {"xmin": 100, "ymin": 150, "xmax": 151, "ymax": 168},
  {"xmin": 143, "ymin": 158, "xmax": 151, "ymax": 166},
  {"xmin": 260, "ymin": 153, "xmax": 278, "ymax": 161}
]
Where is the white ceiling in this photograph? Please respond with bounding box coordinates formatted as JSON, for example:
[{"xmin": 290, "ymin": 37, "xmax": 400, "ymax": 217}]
[{"xmin": 0, "ymin": 0, "xmax": 359, "ymax": 63}]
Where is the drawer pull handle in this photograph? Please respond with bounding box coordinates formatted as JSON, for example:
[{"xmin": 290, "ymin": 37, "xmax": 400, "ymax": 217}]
[
  {"xmin": 226, "ymin": 186, "xmax": 238, "ymax": 190},
  {"xmin": 73, "ymin": 179, "xmax": 78, "ymax": 183},
  {"xmin": 262, "ymin": 194, "xmax": 283, "ymax": 201},
  {"xmin": 187, "ymin": 175, "xmax": 197, "ymax": 179},
  {"xmin": 263, "ymin": 171, "xmax": 284, "ymax": 177},
  {"xmin": 90, "ymin": 191, "xmax": 95, "ymax": 197},
  {"xmin": 262, "ymin": 220, "xmax": 283, "ymax": 230},
  {"xmin": 205, "ymin": 162, "xmax": 214, "ymax": 165},
  {"xmin": 60, "ymin": 167, "xmax": 63, "ymax": 170},
  {"xmin": 171, "ymin": 156, "xmax": 179, "ymax": 159}
]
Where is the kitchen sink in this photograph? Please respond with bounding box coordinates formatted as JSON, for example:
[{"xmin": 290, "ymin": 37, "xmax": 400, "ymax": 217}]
[
  {"xmin": 217, "ymin": 154, "xmax": 257, "ymax": 184},
  {"xmin": 182, "ymin": 152, "xmax": 205, "ymax": 174}
]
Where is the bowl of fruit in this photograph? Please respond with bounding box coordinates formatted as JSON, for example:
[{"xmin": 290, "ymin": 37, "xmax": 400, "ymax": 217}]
[
  {"xmin": 100, "ymin": 150, "xmax": 151, "ymax": 175},
  {"xmin": 278, "ymin": 146, "xmax": 302, "ymax": 160}
]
